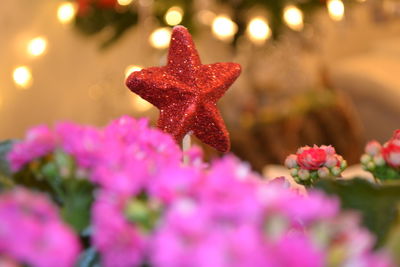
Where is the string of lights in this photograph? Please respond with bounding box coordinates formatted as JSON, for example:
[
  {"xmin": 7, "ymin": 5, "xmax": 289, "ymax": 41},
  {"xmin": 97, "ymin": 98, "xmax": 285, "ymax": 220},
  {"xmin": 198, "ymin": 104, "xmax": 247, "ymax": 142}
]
[{"xmin": 7, "ymin": 0, "xmax": 392, "ymax": 94}]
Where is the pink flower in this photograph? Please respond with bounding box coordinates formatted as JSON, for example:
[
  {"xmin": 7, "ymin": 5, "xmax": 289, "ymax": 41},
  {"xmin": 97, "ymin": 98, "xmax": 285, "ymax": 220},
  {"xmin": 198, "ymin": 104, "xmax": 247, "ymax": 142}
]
[
  {"xmin": 90, "ymin": 143, "xmax": 148, "ymax": 196},
  {"xmin": 382, "ymin": 141, "xmax": 400, "ymax": 168},
  {"xmin": 266, "ymin": 232, "xmax": 324, "ymax": 267},
  {"xmin": 7, "ymin": 125, "xmax": 56, "ymax": 172},
  {"xmin": 365, "ymin": 141, "xmax": 382, "ymax": 156},
  {"xmin": 196, "ymin": 155, "xmax": 262, "ymax": 222},
  {"xmin": 151, "ymin": 199, "xmax": 267, "ymax": 267},
  {"xmin": 92, "ymin": 191, "xmax": 146, "ymax": 267},
  {"xmin": 392, "ymin": 130, "xmax": 400, "ymax": 140},
  {"xmin": 256, "ymin": 182, "xmax": 339, "ymax": 226},
  {"xmin": 56, "ymin": 122, "xmax": 102, "ymax": 169},
  {"xmin": 103, "ymin": 116, "xmax": 181, "ymax": 167},
  {"xmin": 0, "ymin": 188, "xmax": 80, "ymax": 267},
  {"xmin": 147, "ymin": 165, "xmax": 202, "ymax": 204},
  {"xmin": 297, "ymin": 146, "xmax": 327, "ymax": 170}
]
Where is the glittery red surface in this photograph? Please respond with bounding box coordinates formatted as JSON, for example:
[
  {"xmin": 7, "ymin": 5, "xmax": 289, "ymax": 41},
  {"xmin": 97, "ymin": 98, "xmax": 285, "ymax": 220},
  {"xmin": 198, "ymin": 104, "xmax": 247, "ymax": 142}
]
[{"xmin": 125, "ymin": 26, "xmax": 241, "ymax": 152}]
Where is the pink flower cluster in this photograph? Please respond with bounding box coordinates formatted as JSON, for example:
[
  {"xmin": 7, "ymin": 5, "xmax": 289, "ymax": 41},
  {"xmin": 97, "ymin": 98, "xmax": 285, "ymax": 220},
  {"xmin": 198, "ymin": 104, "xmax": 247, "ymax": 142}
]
[
  {"xmin": 8, "ymin": 116, "xmax": 182, "ymax": 196},
  {"xmin": 361, "ymin": 130, "xmax": 400, "ymax": 179},
  {"xmin": 0, "ymin": 188, "xmax": 80, "ymax": 267},
  {"xmin": 92, "ymin": 156, "xmax": 392, "ymax": 267},
  {"xmin": 382, "ymin": 130, "xmax": 400, "ymax": 168},
  {"xmin": 8, "ymin": 125, "xmax": 56, "ymax": 171},
  {"xmin": 6, "ymin": 117, "xmax": 393, "ymax": 266},
  {"xmin": 285, "ymin": 145, "xmax": 347, "ymax": 185}
]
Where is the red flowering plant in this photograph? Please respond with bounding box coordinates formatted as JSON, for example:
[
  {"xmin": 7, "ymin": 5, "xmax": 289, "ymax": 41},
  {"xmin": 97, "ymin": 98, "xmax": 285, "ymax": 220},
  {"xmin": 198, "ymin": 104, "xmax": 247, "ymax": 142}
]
[
  {"xmin": 361, "ymin": 130, "xmax": 400, "ymax": 180},
  {"xmin": 285, "ymin": 145, "xmax": 347, "ymax": 186}
]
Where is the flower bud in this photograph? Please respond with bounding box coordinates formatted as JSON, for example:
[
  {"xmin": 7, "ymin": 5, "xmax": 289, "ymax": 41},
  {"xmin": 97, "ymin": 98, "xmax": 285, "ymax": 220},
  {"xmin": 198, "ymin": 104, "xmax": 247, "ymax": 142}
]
[
  {"xmin": 318, "ymin": 167, "xmax": 330, "ymax": 178},
  {"xmin": 367, "ymin": 161, "xmax": 375, "ymax": 171},
  {"xmin": 320, "ymin": 145, "xmax": 336, "ymax": 155},
  {"xmin": 360, "ymin": 154, "xmax": 371, "ymax": 165},
  {"xmin": 284, "ymin": 154, "xmax": 298, "ymax": 169},
  {"xmin": 298, "ymin": 169, "xmax": 310, "ymax": 180},
  {"xmin": 331, "ymin": 166, "xmax": 341, "ymax": 176},
  {"xmin": 373, "ymin": 155, "xmax": 385, "ymax": 166},
  {"xmin": 290, "ymin": 168, "xmax": 298, "ymax": 177},
  {"xmin": 325, "ymin": 156, "xmax": 338, "ymax": 168},
  {"xmin": 365, "ymin": 141, "xmax": 381, "ymax": 156},
  {"xmin": 340, "ymin": 160, "xmax": 347, "ymax": 170}
]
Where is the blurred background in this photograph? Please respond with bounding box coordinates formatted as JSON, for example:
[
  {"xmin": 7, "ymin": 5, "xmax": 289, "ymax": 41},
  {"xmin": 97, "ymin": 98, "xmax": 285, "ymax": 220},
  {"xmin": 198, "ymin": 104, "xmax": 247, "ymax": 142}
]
[{"xmin": 0, "ymin": 0, "xmax": 399, "ymax": 171}]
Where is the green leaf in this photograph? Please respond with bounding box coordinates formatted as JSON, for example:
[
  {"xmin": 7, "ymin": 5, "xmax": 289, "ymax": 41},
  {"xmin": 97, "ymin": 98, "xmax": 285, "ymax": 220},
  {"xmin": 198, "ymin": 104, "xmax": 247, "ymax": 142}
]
[
  {"xmin": 372, "ymin": 165, "xmax": 400, "ymax": 181},
  {"xmin": 316, "ymin": 178, "xmax": 400, "ymax": 247},
  {"xmin": 13, "ymin": 167, "xmax": 54, "ymax": 193},
  {"xmin": 0, "ymin": 140, "xmax": 15, "ymax": 177},
  {"xmin": 61, "ymin": 178, "xmax": 94, "ymax": 233}
]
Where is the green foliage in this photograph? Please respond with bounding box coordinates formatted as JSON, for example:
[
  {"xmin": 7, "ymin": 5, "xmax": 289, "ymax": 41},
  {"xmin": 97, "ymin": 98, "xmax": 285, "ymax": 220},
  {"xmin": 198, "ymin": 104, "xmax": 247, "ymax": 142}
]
[
  {"xmin": 2, "ymin": 145, "xmax": 95, "ymax": 234},
  {"xmin": 75, "ymin": 5, "xmax": 138, "ymax": 49},
  {"xmin": 0, "ymin": 140, "xmax": 15, "ymax": 190},
  {"xmin": 72, "ymin": 0, "xmax": 360, "ymax": 48},
  {"xmin": 0, "ymin": 140, "xmax": 14, "ymax": 176},
  {"xmin": 60, "ymin": 178, "xmax": 94, "ymax": 233},
  {"xmin": 74, "ymin": 0, "xmax": 194, "ymax": 49},
  {"xmin": 370, "ymin": 164, "xmax": 400, "ymax": 181},
  {"xmin": 38, "ymin": 152, "xmax": 95, "ymax": 233},
  {"xmin": 124, "ymin": 198, "xmax": 161, "ymax": 232},
  {"xmin": 316, "ymin": 178, "xmax": 400, "ymax": 248}
]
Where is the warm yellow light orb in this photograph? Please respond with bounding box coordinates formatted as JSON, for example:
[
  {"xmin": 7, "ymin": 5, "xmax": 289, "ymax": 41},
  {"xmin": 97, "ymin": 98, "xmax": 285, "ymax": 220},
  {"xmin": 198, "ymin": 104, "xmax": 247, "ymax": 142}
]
[
  {"xmin": 246, "ymin": 17, "xmax": 271, "ymax": 45},
  {"xmin": 327, "ymin": 0, "xmax": 345, "ymax": 21},
  {"xmin": 27, "ymin": 37, "xmax": 48, "ymax": 57},
  {"xmin": 212, "ymin": 15, "xmax": 237, "ymax": 41},
  {"xmin": 117, "ymin": 0, "xmax": 134, "ymax": 6},
  {"xmin": 131, "ymin": 95, "xmax": 153, "ymax": 112},
  {"xmin": 124, "ymin": 65, "xmax": 142, "ymax": 78},
  {"xmin": 283, "ymin": 5, "xmax": 304, "ymax": 31},
  {"xmin": 149, "ymin": 27, "xmax": 172, "ymax": 49},
  {"xmin": 13, "ymin": 66, "xmax": 33, "ymax": 89},
  {"xmin": 57, "ymin": 2, "xmax": 76, "ymax": 24},
  {"xmin": 164, "ymin": 6, "xmax": 183, "ymax": 26}
]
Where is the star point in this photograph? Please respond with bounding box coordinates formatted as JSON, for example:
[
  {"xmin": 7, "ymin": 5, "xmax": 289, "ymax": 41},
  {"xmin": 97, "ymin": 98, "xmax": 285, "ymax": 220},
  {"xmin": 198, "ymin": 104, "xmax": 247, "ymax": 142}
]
[{"xmin": 126, "ymin": 26, "xmax": 241, "ymax": 152}]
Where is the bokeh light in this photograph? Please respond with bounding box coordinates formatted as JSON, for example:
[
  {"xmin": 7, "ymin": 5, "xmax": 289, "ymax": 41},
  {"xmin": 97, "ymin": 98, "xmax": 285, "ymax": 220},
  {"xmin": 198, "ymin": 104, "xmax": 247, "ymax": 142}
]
[
  {"xmin": 327, "ymin": 0, "xmax": 345, "ymax": 21},
  {"xmin": 149, "ymin": 27, "xmax": 172, "ymax": 49},
  {"xmin": 164, "ymin": 6, "xmax": 183, "ymax": 26},
  {"xmin": 283, "ymin": 5, "xmax": 304, "ymax": 31},
  {"xmin": 27, "ymin": 37, "xmax": 48, "ymax": 57},
  {"xmin": 212, "ymin": 15, "xmax": 238, "ymax": 42},
  {"xmin": 246, "ymin": 17, "xmax": 271, "ymax": 45},
  {"xmin": 117, "ymin": 0, "xmax": 134, "ymax": 6},
  {"xmin": 13, "ymin": 66, "xmax": 33, "ymax": 89},
  {"xmin": 57, "ymin": 2, "xmax": 76, "ymax": 24}
]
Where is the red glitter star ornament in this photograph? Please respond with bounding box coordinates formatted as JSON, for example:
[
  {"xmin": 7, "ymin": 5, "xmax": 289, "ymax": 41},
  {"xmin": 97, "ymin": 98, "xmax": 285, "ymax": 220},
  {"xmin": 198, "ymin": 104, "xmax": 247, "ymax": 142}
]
[{"xmin": 125, "ymin": 26, "xmax": 241, "ymax": 152}]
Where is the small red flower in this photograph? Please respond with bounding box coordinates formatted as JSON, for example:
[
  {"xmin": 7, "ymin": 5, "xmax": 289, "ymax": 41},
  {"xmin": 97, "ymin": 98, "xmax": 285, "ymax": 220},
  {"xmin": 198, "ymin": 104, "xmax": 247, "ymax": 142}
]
[
  {"xmin": 382, "ymin": 141, "xmax": 400, "ymax": 168},
  {"xmin": 392, "ymin": 130, "xmax": 400, "ymax": 140},
  {"xmin": 297, "ymin": 146, "xmax": 327, "ymax": 170}
]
